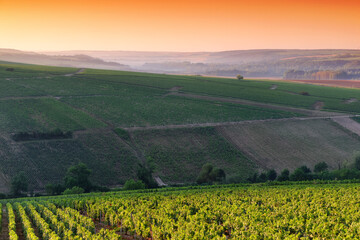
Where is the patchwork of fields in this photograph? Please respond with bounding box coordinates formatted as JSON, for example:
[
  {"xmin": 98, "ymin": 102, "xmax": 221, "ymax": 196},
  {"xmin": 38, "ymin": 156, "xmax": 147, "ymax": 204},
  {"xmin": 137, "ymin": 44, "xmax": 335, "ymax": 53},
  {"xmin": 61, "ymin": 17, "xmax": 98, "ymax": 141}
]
[{"xmin": 1, "ymin": 61, "xmax": 360, "ymax": 191}]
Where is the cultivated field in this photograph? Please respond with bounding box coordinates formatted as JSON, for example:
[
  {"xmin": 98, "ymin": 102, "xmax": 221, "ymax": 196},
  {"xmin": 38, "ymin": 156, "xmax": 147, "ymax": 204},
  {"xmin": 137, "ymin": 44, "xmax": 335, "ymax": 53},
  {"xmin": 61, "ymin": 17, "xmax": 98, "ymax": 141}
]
[
  {"xmin": 1, "ymin": 61, "xmax": 360, "ymax": 191},
  {"xmin": 2, "ymin": 183, "xmax": 360, "ymax": 239},
  {"xmin": 287, "ymin": 79, "xmax": 360, "ymax": 89},
  {"xmin": 217, "ymin": 119, "xmax": 360, "ymax": 172}
]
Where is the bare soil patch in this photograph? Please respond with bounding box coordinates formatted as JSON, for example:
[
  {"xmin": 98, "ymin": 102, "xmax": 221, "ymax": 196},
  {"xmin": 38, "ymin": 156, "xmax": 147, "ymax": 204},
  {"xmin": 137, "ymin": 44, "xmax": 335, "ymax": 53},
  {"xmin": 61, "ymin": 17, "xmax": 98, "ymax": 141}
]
[
  {"xmin": 331, "ymin": 117, "xmax": 360, "ymax": 137},
  {"xmin": 344, "ymin": 98, "xmax": 358, "ymax": 104},
  {"xmin": 216, "ymin": 119, "xmax": 360, "ymax": 172},
  {"xmin": 312, "ymin": 101, "xmax": 324, "ymax": 110},
  {"xmin": 169, "ymin": 86, "xmax": 183, "ymax": 92}
]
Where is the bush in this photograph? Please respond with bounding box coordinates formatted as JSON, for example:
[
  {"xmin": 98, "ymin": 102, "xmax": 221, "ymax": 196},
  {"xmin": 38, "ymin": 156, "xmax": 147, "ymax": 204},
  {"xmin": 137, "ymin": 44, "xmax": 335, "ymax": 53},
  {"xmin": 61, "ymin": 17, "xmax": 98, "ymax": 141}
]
[
  {"xmin": 236, "ymin": 74, "xmax": 244, "ymax": 80},
  {"xmin": 62, "ymin": 186, "xmax": 85, "ymax": 195},
  {"xmin": 123, "ymin": 180, "xmax": 146, "ymax": 190},
  {"xmin": 6, "ymin": 68, "xmax": 14, "ymax": 72},
  {"xmin": 300, "ymin": 91, "xmax": 310, "ymax": 96},
  {"xmin": 12, "ymin": 129, "xmax": 72, "ymax": 142}
]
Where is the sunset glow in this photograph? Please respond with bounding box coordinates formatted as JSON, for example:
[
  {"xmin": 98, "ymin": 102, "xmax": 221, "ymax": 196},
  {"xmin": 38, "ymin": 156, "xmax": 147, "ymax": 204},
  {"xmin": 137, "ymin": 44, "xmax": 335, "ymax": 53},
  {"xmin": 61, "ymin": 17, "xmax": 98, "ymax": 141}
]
[{"xmin": 1, "ymin": 0, "xmax": 360, "ymax": 51}]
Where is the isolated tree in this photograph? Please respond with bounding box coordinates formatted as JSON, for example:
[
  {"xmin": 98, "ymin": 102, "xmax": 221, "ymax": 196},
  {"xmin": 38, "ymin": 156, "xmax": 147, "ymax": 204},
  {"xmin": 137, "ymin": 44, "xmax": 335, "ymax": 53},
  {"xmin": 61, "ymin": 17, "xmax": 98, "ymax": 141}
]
[
  {"xmin": 64, "ymin": 163, "xmax": 92, "ymax": 192},
  {"xmin": 266, "ymin": 169, "xmax": 277, "ymax": 181},
  {"xmin": 11, "ymin": 171, "xmax": 28, "ymax": 197},
  {"xmin": 277, "ymin": 169, "xmax": 290, "ymax": 182},
  {"xmin": 236, "ymin": 74, "xmax": 244, "ymax": 80},
  {"xmin": 196, "ymin": 163, "xmax": 226, "ymax": 184},
  {"xmin": 314, "ymin": 162, "xmax": 328, "ymax": 173}
]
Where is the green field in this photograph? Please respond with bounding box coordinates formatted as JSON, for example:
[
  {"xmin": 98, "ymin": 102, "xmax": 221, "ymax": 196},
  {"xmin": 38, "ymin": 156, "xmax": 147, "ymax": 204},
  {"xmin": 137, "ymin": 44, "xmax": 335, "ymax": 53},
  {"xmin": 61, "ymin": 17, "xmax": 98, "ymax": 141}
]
[
  {"xmin": 131, "ymin": 127, "xmax": 256, "ymax": 183},
  {"xmin": 1, "ymin": 62, "xmax": 360, "ymax": 192},
  {"xmin": 3, "ymin": 183, "xmax": 360, "ymax": 239}
]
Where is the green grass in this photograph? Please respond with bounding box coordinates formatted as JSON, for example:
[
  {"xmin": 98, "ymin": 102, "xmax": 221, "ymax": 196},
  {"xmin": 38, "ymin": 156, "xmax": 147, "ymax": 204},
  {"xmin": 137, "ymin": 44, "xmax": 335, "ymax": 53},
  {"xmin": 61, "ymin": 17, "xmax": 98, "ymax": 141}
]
[{"xmin": 132, "ymin": 127, "xmax": 257, "ymax": 183}]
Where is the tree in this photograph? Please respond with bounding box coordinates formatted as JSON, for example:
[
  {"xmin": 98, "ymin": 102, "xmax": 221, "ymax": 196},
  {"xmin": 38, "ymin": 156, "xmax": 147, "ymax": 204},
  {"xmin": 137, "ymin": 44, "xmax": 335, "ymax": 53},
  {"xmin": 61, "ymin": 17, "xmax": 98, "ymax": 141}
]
[
  {"xmin": 11, "ymin": 171, "xmax": 28, "ymax": 197},
  {"xmin": 257, "ymin": 173, "xmax": 267, "ymax": 182},
  {"xmin": 266, "ymin": 169, "xmax": 277, "ymax": 181},
  {"xmin": 64, "ymin": 163, "xmax": 92, "ymax": 192},
  {"xmin": 277, "ymin": 169, "xmax": 290, "ymax": 181},
  {"xmin": 236, "ymin": 74, "xmax": 244, "ymax": 80},
  {"xmin": 45, "ymin": 183, "xmax": 65, "ymax": 196},
  {"xmin": 314, "ymin": 162, "xmax": 328, "ymax": 173},
  {"xmin": 196, "ymin": 163, "xmax": 226, "ymax": 184},
  {"xmin": 353, "ymin": 152, "xmax": 360, "ymax": 170},
  {"xmin": 290, "ymin": 166, "xmax": 312, "ymax": 181},
  {"xmin": 137, "ymin": 163, "xmax": 158, "ymax": 188}
]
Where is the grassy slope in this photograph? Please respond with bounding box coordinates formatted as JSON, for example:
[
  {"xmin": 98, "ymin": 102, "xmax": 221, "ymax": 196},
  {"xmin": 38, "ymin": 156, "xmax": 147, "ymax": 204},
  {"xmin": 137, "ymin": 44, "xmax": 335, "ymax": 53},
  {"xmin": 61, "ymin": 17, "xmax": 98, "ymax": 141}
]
[
  {"xmin": 0, "ymin": 62, "xmax": 360, "ymax": 192},
  {"xmin": 217, "ymin": 119, "xmax": 360, "ymax": 173}
]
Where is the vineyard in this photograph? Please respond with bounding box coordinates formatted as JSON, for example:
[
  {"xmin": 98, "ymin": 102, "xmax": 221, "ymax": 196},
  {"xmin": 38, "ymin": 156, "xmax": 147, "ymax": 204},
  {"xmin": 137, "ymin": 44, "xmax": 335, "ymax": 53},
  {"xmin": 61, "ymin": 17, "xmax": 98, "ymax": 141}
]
[{"xmin": 1, "ymin": 183, "xmax": 360, "ymax": 239}]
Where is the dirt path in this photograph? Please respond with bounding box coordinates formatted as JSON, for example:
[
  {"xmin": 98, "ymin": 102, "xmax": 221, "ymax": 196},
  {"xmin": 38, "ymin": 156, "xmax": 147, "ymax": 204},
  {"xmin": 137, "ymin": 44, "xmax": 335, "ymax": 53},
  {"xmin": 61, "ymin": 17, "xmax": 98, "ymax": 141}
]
[
  {"xmin": 331, "ymin": 117, "xmax": 360, "ymax": 137},
  {"xmin": 0, "ymin": 207, "xmax": 9, "ymax": 240},
  {"xmin": 170, "ymin": 92, "xmax": 341, "ymax": 117},
  {"xmin": 64, "ymin": 68, "xmax": 85, "ymax": 77},
  {"xmin": 15, "ymin": 213, "xmax": 26, "ymax": 240},
  {"xmin": 123, "ymin": 114, "xmax": 360, "ymax": 132}
]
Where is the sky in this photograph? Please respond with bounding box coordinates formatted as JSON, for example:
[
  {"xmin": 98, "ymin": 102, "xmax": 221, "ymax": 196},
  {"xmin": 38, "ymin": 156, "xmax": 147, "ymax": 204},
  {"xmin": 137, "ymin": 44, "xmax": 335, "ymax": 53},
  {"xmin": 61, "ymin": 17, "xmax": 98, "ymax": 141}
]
[{"xmin": 1, "ymin": 0, "xmax": 360, "ymax": 52}]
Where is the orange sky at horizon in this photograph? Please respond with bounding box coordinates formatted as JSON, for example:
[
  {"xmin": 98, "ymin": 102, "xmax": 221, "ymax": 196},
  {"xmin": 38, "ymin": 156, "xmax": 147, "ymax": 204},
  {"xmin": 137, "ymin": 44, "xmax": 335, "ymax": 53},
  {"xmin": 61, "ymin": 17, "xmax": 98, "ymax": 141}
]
[{"xmin": 1, "ymin": 0, "xmax": 360, "ymax": 52}]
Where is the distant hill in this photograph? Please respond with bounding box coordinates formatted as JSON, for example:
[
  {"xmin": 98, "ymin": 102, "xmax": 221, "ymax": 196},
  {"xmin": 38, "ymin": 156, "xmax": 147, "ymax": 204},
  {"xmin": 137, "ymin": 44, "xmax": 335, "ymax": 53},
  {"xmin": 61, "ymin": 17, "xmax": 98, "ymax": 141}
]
[
  {"xmin": 42, "ymin": 49, "xmax": 360, "ymax": 78},
  {"xmin": 0, "ymin": 48, "xmax": 130, "ymax": 70}
]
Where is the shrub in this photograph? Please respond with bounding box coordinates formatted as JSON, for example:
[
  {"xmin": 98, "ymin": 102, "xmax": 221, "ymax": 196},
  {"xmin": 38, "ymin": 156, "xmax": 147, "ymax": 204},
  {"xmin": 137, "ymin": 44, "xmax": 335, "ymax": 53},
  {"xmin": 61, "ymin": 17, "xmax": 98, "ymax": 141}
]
[
  {"xmin": 62, "ymin": 186, "xmax": 85, "ymax": 195},
  {"xmin": 236, "ymin": 74, "xmax": 244, "ymax": 80},
  {"xmin": 123, "ymin": 180, "xmax": 146, "ymax": 190},
  {"xmin": 300, "ymin": 91, "xmax": 310, "ymax": 96}
]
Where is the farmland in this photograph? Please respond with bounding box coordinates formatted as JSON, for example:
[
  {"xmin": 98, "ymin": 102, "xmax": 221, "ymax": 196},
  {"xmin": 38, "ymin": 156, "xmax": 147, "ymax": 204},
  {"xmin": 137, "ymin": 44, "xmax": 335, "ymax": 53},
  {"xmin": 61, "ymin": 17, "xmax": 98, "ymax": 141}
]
[
  {"xmin": 0, "ymin": 61, "xmax": 360, "ymax": 192},
  {"xmin": 2, "ymin": 183, "xmax": 360, "ymax": 239}
]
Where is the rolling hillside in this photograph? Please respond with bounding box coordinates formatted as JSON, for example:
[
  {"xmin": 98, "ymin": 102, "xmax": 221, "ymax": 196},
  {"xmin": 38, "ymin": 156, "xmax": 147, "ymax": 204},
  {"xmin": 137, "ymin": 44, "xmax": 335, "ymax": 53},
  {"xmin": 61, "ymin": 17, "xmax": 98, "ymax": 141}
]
[{"xmin": 0, "ymin": 61, "xmax": 360, "ymax": 192}]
